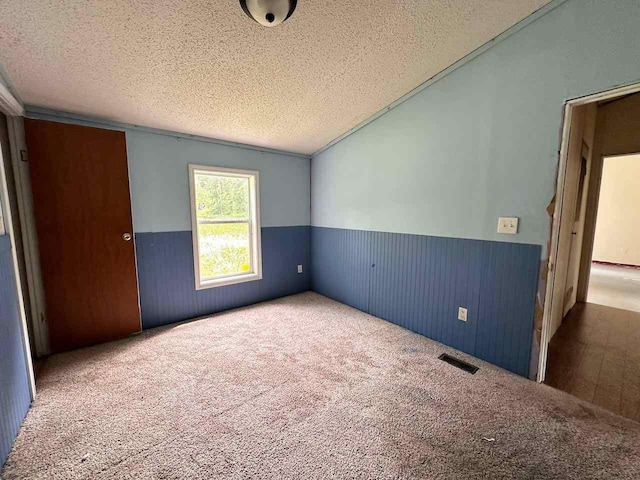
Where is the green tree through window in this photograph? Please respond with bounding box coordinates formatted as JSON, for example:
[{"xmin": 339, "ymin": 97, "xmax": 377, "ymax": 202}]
[{"xmin": 190, "ymin": 166, "xmax": 261, "ymax": 288}]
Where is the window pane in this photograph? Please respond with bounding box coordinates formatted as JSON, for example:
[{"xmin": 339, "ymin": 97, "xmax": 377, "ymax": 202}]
[
  {"xmin": 195, "ymin": 173, "xmax": 249, "ymax": 221},
  {"xmin": 198, "ymin": 222, "xmax": 251, "ymax": 279}
]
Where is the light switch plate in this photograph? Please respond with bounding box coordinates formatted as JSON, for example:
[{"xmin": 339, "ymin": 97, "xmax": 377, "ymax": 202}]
[
  {"xmin": 497, "ymin": 217, "xmax": 518, "ymax": 234},
  {"xmin": 297, "ymin": 264, "xmax": 303, "ymax": 274},
  {"xmin": 458, "ymin": 307, "xmax": 468, "ymax": 322}
]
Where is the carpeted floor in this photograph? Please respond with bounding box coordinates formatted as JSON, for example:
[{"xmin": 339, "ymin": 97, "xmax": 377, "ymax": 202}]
[{"xmin": 2, "ymin": 292, "xmax": 640, "ymax": 479}]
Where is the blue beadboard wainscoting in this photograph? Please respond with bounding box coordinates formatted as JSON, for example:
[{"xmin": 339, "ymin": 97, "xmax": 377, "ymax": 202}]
[
  {"xmin": 0, "ymin": 236, "xmax": 31, "ymax": 466},
  {"xmin": 136, "ymin": 226, "xmax": 311, "ymax": 329},
  {"xmin": 311, "ymin": 227, "xmax": 540, "ymax": 377}
]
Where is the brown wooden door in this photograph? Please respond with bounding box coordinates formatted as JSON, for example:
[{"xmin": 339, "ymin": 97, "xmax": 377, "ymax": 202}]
[{"xmin": 24, "ymin": 119, "xmax": 141, "ymax": 352}]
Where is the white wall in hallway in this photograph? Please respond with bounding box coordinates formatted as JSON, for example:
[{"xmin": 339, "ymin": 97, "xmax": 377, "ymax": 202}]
[{"xmin": 593, "ymin": 154, "xmax": 640, "ymax": 266}]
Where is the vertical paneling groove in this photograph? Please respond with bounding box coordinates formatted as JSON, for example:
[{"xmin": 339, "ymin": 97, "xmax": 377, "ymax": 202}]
[
  {"xmin": 409, "ymin": 234, "xmax": 419, "ymax": 334},
  {"xmin": 365, "ymin": 230, "xmax": 372, "ymax": 314},
  {"xmin": 137, "ymin": 226, "xmax": 311, "ymax": 329},
  {"xmin": 0, "ymin": 236, "xmax": 31, "ymax": 467},
  {"xmin": 311, "ymin": 227, "xmax": 540, "ymax": 377}
]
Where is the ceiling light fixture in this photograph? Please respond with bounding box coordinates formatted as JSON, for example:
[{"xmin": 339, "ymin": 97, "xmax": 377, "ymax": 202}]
[{"xmin": 239, "ymin": 0, "xmax": 297, "ymax": 27}]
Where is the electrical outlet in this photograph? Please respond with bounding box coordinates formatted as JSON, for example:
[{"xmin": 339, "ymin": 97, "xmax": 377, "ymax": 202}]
[
  {"xmin": 497, "ymin": 217, "xmax": 518, "ymax": 234},
  {"xmin": 297, "ymin": 264, "xmax": 303, "ymax": 274},
  {"xmin": 458, "ymin": 307, "xmax": 468, "ymax": 322}
]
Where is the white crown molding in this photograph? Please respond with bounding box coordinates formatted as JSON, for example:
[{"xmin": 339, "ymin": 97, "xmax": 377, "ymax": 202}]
[
  {"xmin": 0, "ymin": 81, "xmax": 24, "ymax": 117},
  {"xmin": 24, "ymin": 107, "xmax": 309, "ymax": 160}
]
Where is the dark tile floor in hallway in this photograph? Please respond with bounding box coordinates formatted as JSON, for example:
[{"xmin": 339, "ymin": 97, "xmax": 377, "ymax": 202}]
[{"xmin": 546, "ymin": 302, "xmax": 640, "ymax": 420}]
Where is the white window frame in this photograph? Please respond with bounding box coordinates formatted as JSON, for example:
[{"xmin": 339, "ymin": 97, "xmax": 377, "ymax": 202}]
[{"xmin": 188, "ymin": 164, "xmax": 262, "ymax": 290}]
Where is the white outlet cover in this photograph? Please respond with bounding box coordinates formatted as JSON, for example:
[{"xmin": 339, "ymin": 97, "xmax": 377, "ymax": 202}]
[
  {"xmin": 297, "ymin": 264, "xmax": 303, "ymax": 274},
  {"xmin": 458, "ymin": 307, "xmax": 468, "ymax": 322},
  {"xmin": 497, "ymin": 217, "xmax": 518, "ymax": 235}
]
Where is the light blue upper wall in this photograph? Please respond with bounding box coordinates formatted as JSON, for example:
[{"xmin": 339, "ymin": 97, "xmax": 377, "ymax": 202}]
[
  {"xmin": 22, "ymin": 111, "xmax": 311, "ymax": 233},
  {"xmin": 126, "ymin": 130, "xmax": 310, "ymax": 232},
  {"xmin": 311, "ymin": 0, "xmax": 640, "ymax": 256}
]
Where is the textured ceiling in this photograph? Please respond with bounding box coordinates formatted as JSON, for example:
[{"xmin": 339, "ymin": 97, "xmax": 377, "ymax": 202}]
[{"xmin": 0, "ymin": 0, "xmax": 550, "ymax": 155}]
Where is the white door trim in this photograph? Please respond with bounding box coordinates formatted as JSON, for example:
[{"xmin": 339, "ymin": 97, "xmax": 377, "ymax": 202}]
[
  {"xmin": 0, "ymin": 82, "xmax": 24, "ymax": 117},
  {"xmin": 7, "ymin": 117, "xmax": 49, "ymax": 357},
  {"xmin": 537, "ymin": 80, "xmax": 640, "ymax": 383},
  {"xmin": 0, "ymin": 120, "xmax": 35, "ymax": 401},
  {"xmin": 0, "ymin": 80, "xmax": 36, "ymax": 400}
]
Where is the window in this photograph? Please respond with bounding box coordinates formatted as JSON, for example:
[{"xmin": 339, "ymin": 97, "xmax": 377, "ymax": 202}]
[{"xmin": 189, "ymin": 165, "xmax": 261, "ymax": 289}]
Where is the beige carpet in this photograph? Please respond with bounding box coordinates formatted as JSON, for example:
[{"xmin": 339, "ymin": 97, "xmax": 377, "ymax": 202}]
[{"xmin": 2, "ymin": 292, "xmax": 640, "ymax": 479}]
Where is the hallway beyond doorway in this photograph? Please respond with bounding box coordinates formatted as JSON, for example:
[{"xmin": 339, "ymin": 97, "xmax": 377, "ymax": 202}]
[
  {"xmin": 546, "ymin": 302, "xmax": 640, "ymax": 420},
  {"xmin": 588, "ymin": 263, "xmax": 640, "ymax": 313}
]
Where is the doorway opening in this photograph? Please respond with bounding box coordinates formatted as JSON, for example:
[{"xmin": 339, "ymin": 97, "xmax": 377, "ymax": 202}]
[
  {"xmin": 540, "ymin": 83, "xmax": 640, "ymax": 420},
  {"xmin": 587, "ymin": 153, "xmax": 640, "ymax": 313}
]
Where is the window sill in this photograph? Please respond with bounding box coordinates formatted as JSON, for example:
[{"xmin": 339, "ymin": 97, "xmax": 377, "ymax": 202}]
[{"xmin": 196, "ymin": 272, "xmax": 262, "ymax": 290}]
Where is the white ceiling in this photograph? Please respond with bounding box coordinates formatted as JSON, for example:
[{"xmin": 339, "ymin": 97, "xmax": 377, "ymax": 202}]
[{"xmin": 0, "ymin": 1, "xmax": 550, "ymax": 155}]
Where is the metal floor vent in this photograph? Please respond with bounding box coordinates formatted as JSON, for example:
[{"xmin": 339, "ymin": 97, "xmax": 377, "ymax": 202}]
[{"xmin": 438, "ymin": 353, "xmax": 479, "ymax": 374}]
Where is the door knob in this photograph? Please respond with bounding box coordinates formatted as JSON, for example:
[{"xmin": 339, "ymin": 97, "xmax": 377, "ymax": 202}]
[{"xmin": 122, "ymin": 233, "xmax": 132, "ymax": 241}]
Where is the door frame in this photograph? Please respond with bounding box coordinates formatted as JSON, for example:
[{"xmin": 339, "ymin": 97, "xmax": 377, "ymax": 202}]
[
  {"xmin": 7, "ymin": 117, "xmax": 49, "ymax": 357},
  {"xmin": 23, "ymin": 119, "xmax": 141, "ymax": 352},
  {"xmin": 0, "ymin": 81, "xmax": 35, "ymax": 400},
  {"xmin": 538, "ymin": 80, "xmax": 640, "ymax": 383}
]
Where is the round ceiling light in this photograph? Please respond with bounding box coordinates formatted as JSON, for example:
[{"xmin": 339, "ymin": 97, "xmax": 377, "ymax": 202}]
[{"xmin": 239, "ymin": 0, "xmax": 297, "ymax": 27}]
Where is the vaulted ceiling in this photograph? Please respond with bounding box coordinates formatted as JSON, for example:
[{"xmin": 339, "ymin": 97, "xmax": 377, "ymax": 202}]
[{"xmin": 0, "ymin": 1, "xmax": 550, "ymax": 155}]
